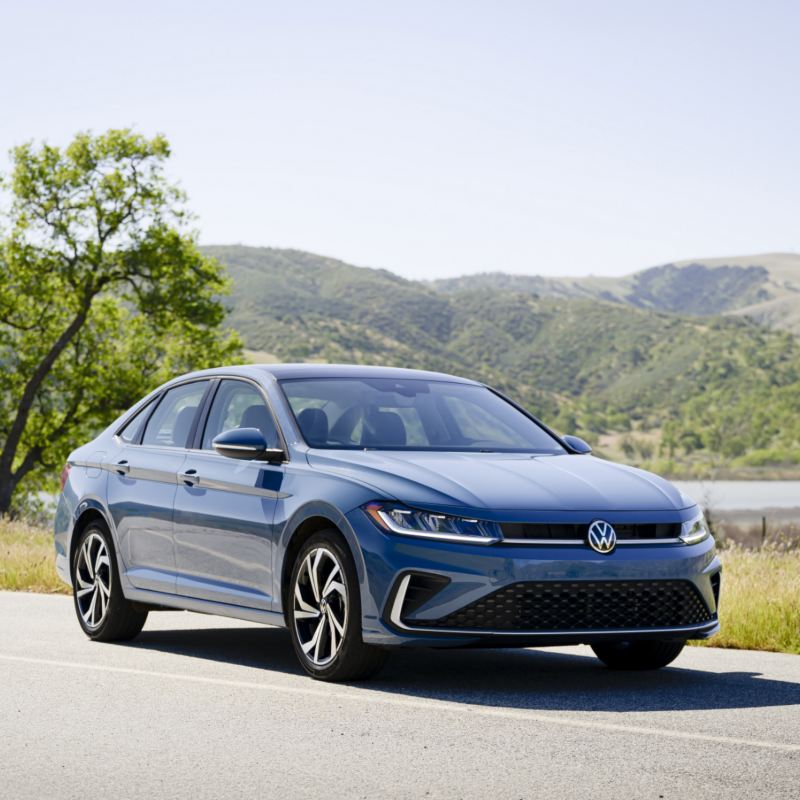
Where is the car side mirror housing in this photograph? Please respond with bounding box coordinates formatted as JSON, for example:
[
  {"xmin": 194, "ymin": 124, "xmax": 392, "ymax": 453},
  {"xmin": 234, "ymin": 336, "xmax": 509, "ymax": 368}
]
[
  {"xmin": 562, "ymin": 434, "xmax": 592, "ymax": 454},
  {"xmin": 212, "ymin": 427, "xmax": 285, "ymax": 462}
]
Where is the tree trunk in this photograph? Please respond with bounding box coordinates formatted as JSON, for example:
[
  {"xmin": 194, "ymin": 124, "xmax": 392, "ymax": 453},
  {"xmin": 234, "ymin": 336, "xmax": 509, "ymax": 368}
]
[
  {"xmin": 0, "ymin": 475, "xmax": 15, "ymax": 517},
  {"xmin": 0, "ymin": 305, "xmax": 90, "ymax": 515}
]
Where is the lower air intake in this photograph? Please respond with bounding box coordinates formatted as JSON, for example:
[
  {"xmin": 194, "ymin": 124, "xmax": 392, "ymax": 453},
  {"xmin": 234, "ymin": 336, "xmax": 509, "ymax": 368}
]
[{"xmin": 408, "ymin": 580, "xmax": 714, "ymax": 631}]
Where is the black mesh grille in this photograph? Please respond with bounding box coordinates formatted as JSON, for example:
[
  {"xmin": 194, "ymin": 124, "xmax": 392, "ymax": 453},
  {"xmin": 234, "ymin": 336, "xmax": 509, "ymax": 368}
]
[
  {"xmin": 500, "ymin": 522, "xmax": 681, "ymax": 541},
  {"xmin": 408, "ymin": 580, "xmax": 714, "ymax": 631}
]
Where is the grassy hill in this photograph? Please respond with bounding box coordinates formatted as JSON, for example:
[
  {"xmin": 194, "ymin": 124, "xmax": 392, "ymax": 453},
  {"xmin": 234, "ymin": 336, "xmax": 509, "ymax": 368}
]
[
  {"xmin": 432, "ymin": 252, "xmax": 800, "ymax": 333},
  {"xmin": 205, "ymin": 246, "xmax": 456, "ymax": 371},
  {"xmin": 204, "ymin": 245, "xmax": 800, "ymax": 477}
]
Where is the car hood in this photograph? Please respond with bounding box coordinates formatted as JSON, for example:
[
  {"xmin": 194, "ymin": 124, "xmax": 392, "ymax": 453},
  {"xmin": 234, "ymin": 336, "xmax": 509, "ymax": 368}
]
[{"xmin": 306, "ymin": 450, "xmax": 695, "ymax": 516}]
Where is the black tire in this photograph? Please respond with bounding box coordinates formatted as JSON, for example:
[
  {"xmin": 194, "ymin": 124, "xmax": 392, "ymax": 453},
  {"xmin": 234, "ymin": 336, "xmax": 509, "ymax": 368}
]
[
  {"xmin": 591, "ymin": 639, "xmax": 686, "ymax": 670},
  {"xmin": 71, "ymin": 521, "xmax": 148, "ymax": 642},
  {"xmin": 287, "ymin": 529, "xmax": 387, "ymax": 682}
]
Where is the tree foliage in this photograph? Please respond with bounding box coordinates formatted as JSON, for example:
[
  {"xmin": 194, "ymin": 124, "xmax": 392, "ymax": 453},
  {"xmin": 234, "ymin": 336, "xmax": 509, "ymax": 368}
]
[{"xmin": 0, "ymin": 130, "xmax": 241, "ymax": 513}]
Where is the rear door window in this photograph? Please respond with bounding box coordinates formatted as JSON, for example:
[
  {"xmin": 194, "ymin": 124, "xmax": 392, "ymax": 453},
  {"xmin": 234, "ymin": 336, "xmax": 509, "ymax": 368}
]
[{"xmin": 141, "ymin": 381, "xmax": 209, "ymax": 448}]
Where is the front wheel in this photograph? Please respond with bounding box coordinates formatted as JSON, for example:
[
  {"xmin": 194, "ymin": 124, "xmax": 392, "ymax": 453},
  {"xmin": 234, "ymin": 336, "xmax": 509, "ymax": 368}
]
[
  {"xmin": 288, "ymin": 530, "xmax": 387, "ymax": 682},
  {"xmin": 591, "ymin": 639, "xmax": 686, "ymax": 670},
  {"xmin": 71, "ymin": 522, "xmax": 148, "ymax": 642}
]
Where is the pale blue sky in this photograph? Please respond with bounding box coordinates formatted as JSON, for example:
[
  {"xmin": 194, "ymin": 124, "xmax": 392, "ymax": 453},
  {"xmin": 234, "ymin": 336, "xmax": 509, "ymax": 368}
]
[{"xmin": 1, "ymin": 1, "xmax": 798, "ymax": 278}]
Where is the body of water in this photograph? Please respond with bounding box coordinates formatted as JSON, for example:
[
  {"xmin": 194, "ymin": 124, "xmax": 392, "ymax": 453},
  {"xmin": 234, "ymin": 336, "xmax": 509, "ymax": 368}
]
[{"xmin": 673, "ymin": 481, "xmax": 800, "ymax": 511}]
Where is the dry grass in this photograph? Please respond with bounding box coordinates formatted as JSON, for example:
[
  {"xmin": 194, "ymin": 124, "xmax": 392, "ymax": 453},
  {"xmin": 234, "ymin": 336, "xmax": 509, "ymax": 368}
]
[
  {"xmin": 0, "ymin": 517, "xmax": 68, "ymax": 594},
  {"xmin": 1, "ymin": 519, "xmax": 798, "ymax": 654},
  {"xmin": 692, "ymin": 544, "xmax": 800, "ymax": 655}
]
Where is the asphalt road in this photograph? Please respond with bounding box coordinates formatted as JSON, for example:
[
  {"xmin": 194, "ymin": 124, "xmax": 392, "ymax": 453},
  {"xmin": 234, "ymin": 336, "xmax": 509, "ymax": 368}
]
[{"xmin": 1, "ymin": 592, "xmax": 798, "ymax": 799}]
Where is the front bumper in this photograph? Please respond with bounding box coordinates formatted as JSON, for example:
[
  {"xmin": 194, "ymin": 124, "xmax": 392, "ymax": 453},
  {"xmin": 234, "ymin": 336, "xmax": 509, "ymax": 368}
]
[{"xmin": 346, "ymin": 509, "xmax": 721, "ymax": 647}]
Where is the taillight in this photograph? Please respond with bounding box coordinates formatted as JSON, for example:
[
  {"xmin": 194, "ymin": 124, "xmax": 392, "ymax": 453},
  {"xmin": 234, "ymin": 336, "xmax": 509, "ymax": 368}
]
[{"xmin": 60, "ymin": 463, "xmax": 71, "ymax": 492}]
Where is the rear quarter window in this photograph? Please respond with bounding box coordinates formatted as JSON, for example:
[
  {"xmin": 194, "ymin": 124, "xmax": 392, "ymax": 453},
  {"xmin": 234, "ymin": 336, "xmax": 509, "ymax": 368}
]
[{"xmin": 117, "ymin": 399, "xmax": 156, "ymax": 444}]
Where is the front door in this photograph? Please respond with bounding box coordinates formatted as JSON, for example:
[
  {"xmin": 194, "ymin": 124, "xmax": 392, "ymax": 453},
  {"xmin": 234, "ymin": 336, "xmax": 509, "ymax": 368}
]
[{"xmin": 173, "ymin": 379, "xmax": 284, "ymax": 609}]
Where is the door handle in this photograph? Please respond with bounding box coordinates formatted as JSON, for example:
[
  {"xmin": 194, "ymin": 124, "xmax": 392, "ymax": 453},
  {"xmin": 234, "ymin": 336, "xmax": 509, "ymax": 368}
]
[
  {"xmin": 178, "ymin": 468, "xmax": 199, "ymax": 486},
  {"xmin": 115, "ymin": 460, "xmax": 130, "ymax": 475}
]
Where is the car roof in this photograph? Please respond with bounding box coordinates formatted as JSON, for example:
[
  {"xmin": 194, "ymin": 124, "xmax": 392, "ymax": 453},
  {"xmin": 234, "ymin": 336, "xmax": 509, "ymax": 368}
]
[{"xmin": 171, "ymin": 363, "xmax": 482, "ymax": 385}]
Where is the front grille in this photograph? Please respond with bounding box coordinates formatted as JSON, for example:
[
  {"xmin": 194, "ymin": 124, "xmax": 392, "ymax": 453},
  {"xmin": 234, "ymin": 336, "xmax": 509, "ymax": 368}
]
[
  {"xmin": 408, "ymin": 580, "xmax": 714, "ymax": 632},
  {"xmin": 500, "ymin": 522, "xmax": 681, "ymax": 541}
]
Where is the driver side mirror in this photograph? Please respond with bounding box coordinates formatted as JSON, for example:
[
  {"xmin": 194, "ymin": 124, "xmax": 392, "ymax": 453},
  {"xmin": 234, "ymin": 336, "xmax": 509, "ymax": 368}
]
[
  {"xmin": 212, "ymin": 427, "xmax": 285, "ymax": 462},
  {"xmin": 562, "ymin": 434, "xmax": 592, "ymax": 454}
]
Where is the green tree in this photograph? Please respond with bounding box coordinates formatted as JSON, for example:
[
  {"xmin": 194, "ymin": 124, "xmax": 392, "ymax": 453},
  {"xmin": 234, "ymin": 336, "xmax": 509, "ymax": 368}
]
[{"xmin": 0, "ymin": 129, "xmax": 241, "ymax": 514}]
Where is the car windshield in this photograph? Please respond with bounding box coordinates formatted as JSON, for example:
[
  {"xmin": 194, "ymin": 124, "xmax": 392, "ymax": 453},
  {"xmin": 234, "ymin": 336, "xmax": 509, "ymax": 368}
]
[{"xmin": 280, "ymin": 377, "xmax": 565, "ymax": 453}]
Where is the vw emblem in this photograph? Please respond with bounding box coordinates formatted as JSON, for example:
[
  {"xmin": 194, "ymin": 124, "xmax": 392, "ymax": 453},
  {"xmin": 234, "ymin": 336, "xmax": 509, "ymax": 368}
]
[{"xmin": 587, "ymin": 520, "xmax": 617, "ymax": 554}]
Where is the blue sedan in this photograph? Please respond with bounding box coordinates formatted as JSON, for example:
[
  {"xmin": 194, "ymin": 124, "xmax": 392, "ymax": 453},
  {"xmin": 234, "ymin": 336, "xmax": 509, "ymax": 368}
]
[{"xmin": 55, "ymin": 364, "xmax": 720, "ymax": 681}]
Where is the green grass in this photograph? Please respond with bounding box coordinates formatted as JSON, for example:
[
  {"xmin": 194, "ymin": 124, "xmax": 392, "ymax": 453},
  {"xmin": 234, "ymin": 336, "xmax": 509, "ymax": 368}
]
[{"xmin": 2, "ymin": 518, "xmax": 798, "ymax": 654}]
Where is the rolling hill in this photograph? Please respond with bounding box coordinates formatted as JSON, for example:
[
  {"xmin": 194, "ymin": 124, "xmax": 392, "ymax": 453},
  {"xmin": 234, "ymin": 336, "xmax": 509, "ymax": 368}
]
[
  {"xmin": 203, "ymin": 245, "xmax": 800, "ymax": 476},
  {"xmin": 431, "ymin": 253, "xmax": 800, "ymax": 333}
]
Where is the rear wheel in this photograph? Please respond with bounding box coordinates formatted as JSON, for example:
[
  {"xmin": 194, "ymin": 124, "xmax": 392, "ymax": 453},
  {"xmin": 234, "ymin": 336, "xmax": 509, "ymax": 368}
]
[
  {"xmin": 591, "ymin": 639, "xmax": 686, "ymax": 670},
  {"xmin": 72, "ymin": 522, "xmax": 148, "ymax": 642},
  {"xmin": 288, "ymin": 530, "xmax": 387, "ymax": 682}
]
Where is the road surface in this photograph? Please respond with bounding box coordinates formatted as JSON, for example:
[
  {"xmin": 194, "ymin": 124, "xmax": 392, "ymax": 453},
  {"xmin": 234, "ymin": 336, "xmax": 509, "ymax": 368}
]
[{"xmin": 1, "ymin": 591, "xmax": 798, "ymax": 799}]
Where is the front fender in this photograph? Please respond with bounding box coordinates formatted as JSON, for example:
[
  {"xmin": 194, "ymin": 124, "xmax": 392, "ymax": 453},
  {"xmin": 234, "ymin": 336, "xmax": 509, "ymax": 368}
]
[{"xmin": 273, "ymin": 499, "xmax": 367, "ymax": 616}]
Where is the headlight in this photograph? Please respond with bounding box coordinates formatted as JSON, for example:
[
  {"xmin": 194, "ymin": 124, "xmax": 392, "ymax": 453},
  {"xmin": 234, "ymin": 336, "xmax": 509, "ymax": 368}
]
[
  {"xmin": 680, "ymin": 513, "xmax": 712, "ymax": 545},
  {"xmin": 365, "ymin": 503, "xmax": 501, "ymax": 544}
]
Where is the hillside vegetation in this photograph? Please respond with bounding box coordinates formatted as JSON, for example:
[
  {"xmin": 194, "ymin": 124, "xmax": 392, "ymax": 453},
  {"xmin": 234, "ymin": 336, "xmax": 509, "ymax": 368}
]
[
  {"xmin": 205, "ymin": 245, "xmax": 800, "ymax": 477},
  {"xmin": 433, "ymin": 252, "xmax": 800, "ymax": 333}
]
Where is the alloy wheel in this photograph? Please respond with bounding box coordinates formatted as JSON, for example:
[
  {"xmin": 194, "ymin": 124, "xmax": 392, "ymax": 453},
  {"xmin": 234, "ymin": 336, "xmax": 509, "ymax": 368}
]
[
  {"xmin": 293, "ymin": 546, "xmax": 348, "ymax": 666},
  {"xmin": 75, "ymin": 532, "xmax": 112, "ymax": 629}
]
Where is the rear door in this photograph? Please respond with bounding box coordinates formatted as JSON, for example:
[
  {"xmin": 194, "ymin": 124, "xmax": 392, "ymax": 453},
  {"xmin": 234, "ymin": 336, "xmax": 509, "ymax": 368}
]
[
  {"xmin": 106, "ymin": 380, "xmax": 210, "ymax": 594},
  {"xmin": 173, "ymin": 378, "xmax": 285, "ymax": 610}
]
